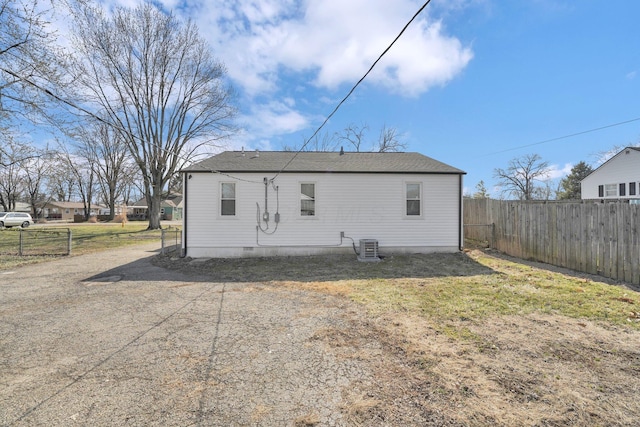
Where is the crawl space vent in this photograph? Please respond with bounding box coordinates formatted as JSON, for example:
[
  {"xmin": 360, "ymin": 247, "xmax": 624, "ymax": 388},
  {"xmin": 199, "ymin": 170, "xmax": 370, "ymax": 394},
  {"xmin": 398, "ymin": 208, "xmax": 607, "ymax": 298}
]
[{"xmin": 358, "ymin": 239, "xmax": 380, "ymax": 262}]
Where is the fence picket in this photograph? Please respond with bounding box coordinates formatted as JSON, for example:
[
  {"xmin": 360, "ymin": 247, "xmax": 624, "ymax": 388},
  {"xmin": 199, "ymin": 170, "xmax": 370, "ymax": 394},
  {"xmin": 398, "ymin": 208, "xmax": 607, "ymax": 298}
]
[{"xmin": 464, "ymin": 199, "xmax": 640, "ymax": 285}]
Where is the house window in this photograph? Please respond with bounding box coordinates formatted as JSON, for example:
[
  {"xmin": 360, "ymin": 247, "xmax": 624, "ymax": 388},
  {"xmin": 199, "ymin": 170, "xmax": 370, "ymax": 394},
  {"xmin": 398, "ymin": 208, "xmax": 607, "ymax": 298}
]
[
  {"xmin": 630, "ymin": 182, "xmax": 637, "ymax": 196},
  {"xmin": 300, "ymin": 183, "xmax": 315, "ymax": 216},
  {"xmin": 598, "ymin": 185, "xmax": 604, "ymax": 197},
  {"xmin": 620, "ymin": 183, "xmax": 626, "ymax": 197},
  {"xmin": 605, "ymin": 184, "xmax": 617, "ymax": 197},
  {"xmin": 220, "ymin": 182, "xmax": 236, "ymax": 216},
  {"xmin": 406, "ymin": 182, "xmax": 421, "ymax": 216}
]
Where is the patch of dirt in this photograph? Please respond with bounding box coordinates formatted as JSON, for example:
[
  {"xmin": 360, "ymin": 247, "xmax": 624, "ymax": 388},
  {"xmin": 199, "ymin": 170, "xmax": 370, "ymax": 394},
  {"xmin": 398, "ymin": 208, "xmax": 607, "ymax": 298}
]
[
  {"xmin": 389, "ymin": 312, "xmax": 640, "ymax": 426},
  {"xmin": 154, "ymin": 251, "xmax": 640, "ymax": 426},
  {"xmin": 307, "ymin": 309, "xmax": 640, "ymax": 426}
]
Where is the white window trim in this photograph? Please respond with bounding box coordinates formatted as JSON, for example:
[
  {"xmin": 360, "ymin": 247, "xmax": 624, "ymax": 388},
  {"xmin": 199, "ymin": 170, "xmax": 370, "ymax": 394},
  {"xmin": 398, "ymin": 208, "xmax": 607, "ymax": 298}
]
[
  {"xmin": 299, "ymin": 181, "xmax": 317, "ymax": 218},
  {"xmin": 604, "ymin": 183, "xmax": 617, "ymax": 198},
  {"xmin": 219, "ymin": 182, "xmax": 237, "ymax": 218},
  {"xmin": 404, "ymin": 181, "xmax": 423, "ymax": 219}
]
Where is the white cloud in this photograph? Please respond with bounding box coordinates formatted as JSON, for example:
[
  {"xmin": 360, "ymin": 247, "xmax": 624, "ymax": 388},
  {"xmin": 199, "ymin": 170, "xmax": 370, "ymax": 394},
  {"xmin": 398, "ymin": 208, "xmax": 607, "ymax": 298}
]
[
  {"xmin": 239, "ymin": 100, "xmax": 309, "ymax": 139},
  {"xmin": 182, "ymin": 0, "xmax": 473, "ymax": 97},
  {"xmin": 545, "ymin": 163, "xmax": 573, "ymax": 180},
  {"xmin": 58, "ymin": 0, "xmax": 474, "ymax": 148}
]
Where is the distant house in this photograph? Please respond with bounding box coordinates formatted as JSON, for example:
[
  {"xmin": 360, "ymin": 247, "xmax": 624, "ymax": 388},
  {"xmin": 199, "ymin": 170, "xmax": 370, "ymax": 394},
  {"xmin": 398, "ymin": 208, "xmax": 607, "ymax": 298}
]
[
  {"xmin": 130, "ymin": 193, "xmax": 183, "ymax": 220},
  {"xmin": 581, "ymin": 147, "xmax": 640, "ymax": 200},
  {"xmin": 181, "ymin": 151, "xmax": 466, "ymax": 258},
  {"xmin": 41, "ymin": 201, "xmax": 105, "ymax": 221}
]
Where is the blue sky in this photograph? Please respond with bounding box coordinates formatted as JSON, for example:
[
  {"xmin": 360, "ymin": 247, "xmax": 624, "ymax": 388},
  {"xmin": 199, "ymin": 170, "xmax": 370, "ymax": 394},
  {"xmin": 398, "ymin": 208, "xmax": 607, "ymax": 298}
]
[{"xmin": 67, "ymin": 0, "xmax": 640, "ymax": 196}]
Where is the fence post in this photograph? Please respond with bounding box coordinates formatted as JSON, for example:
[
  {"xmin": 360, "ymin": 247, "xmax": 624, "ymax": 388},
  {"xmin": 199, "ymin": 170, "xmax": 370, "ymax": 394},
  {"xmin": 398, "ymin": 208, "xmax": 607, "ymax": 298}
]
[
  {"xmin": 19, "ymin": 229, "xmax": 23, "ymax": 256},
  {"xmin": 67, "ymin": 228, "xmax": 72, "ymax": 255},
  {"xmin": 491, "ymin": 223, "xmax": 495, "ymax": 249},
  {"xmin": 161, "ymin": 228, "xmax": 166, "ymax": 255}
]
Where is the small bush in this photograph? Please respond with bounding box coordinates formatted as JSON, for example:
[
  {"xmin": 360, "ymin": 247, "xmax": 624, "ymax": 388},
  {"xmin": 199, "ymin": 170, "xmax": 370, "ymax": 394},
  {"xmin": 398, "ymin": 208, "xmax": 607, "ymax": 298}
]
[{"xmin": 87, "ymin": 216, "xmax": 98, "ymax": 223}]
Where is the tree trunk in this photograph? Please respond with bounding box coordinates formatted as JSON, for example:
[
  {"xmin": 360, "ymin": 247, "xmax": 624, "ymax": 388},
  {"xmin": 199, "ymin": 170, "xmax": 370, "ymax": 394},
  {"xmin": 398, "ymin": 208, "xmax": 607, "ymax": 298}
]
[
  {"xmin": 108, "ymin": 187, "xmax": 116, "ymax": 221},
  {"xmin": 147, "ymin": 185, "xmax": 163, "ymax": 230}
]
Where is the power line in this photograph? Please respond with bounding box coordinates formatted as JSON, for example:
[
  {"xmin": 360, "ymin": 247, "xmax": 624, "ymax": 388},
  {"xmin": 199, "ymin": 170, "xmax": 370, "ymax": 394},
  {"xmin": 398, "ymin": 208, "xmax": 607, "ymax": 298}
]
[
  {"xmin": 483, "ymin": 116, "xmax": 640, "ymax": 156},
  {"xmin": 270, "ymin": 0, "xmax": 433, "ymax": 181},
  {"xmin": 0, "ymin": 65, "xmax": 263, "ymax": 184}
]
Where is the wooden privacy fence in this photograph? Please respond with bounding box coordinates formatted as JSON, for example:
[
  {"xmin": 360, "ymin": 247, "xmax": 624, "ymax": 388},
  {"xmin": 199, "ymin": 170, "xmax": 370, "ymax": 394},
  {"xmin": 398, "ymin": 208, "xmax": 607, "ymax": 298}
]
[{"xmin": 464, "ymin": 199, "xmax": 640, "ymax": 285}]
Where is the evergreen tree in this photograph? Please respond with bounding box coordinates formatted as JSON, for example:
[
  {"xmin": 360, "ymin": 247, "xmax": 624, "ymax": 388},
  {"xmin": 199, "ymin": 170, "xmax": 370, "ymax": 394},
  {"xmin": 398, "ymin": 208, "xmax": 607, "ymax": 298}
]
[
  {"xmin": 473, "ymin": 180, "xmax": 489, "ymax": 199},
  {"xmin": 557, "ymin": 161, "xmax": 593, "ymax": 200}
]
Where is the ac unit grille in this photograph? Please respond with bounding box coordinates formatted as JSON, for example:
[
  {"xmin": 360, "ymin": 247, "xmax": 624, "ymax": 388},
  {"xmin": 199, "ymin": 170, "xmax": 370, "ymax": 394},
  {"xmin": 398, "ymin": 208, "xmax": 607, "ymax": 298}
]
[{"xmin": 358, "ymin": 239, "xmax": 380, "ymax": 262}]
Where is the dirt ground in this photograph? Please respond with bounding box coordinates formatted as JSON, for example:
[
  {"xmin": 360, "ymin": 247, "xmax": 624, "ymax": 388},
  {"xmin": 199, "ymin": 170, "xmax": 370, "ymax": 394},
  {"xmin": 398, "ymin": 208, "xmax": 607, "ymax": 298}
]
[
  {"xmin": 154, "ymin": 250, "xmax": 640, "ymax": 427},
  {"xmin": 2, "ymin": 244, "xmax": 639, "ymax": 426}
]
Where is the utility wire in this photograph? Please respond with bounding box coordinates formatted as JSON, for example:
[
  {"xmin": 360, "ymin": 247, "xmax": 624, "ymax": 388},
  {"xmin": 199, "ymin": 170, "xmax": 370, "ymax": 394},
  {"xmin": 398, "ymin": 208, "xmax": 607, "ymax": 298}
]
[
  {"xmin": 0, "ymin": 65, "xmax": 263, "ymax": 184},
  {"xmin": 270, "ymin": 0, "xmax": 433, "ymax": 181},
  {"xmin": 482, "ymin": 116, "xmax": 640, "ymax": 156}
]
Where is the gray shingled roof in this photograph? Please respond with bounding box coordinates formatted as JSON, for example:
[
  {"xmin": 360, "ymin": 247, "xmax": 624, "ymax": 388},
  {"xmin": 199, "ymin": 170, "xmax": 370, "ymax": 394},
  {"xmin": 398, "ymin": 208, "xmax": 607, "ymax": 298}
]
[{"xmin": 184, "ymin": 151, "xmax": 465, "ymax": 174}]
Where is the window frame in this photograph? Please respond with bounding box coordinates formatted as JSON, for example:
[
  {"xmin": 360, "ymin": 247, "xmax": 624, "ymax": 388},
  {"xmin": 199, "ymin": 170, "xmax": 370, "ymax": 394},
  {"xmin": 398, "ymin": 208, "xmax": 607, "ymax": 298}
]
[
  {"xmin": 604, "ymin": 183, "xmax": 617, "ymax": 197},
  {"xmin": 630, "ymin": 182, "xmax": 637, "ymax": 196},
  {"xmin": 299, "ymin": 182, "xmax": 316, "ymax": 217},
  {"xmin": 220, "ymin": 182, "xmax": 237, "ymax": 217},
  {"xmin": 404, "ymin": 181, "xmax": 423, "ymax": 218}
]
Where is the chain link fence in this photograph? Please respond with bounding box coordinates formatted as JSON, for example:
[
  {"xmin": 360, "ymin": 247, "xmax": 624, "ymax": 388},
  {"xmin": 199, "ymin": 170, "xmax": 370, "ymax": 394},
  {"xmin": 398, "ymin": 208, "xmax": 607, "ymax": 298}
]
[
  {"xmin": 1, "ymin": 226, "xmax": 183, "ymax": 257},
  {"xmin": 0, "ymin": 228, "xmax": 72, "ymax": 256},
  {"xmin": 161, "ymin": 227, "xmax": 182, "ymax": 255}
]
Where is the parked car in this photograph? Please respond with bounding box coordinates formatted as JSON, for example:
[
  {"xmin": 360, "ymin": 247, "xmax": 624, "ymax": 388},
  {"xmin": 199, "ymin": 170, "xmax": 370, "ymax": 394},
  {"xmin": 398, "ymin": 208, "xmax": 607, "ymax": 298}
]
[{"xmin": 0, "ymin": 212, "xmax": 34, "ymax": 228}]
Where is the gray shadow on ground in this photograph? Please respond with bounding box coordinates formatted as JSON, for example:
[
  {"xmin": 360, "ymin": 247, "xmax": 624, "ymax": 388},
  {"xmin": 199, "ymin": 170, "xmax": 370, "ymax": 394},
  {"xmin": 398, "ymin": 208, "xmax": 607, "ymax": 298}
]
[{"xmin": 85, "ymin": 250, "xmax": 498, "ymax": 283}]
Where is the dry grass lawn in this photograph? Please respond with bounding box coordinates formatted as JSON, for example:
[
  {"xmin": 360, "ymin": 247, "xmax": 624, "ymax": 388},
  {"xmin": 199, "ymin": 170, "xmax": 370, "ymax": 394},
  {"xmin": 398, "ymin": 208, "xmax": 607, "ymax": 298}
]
[{"xmin": 155, "ymin": 248, "xmax": 640, "ymax": 426}]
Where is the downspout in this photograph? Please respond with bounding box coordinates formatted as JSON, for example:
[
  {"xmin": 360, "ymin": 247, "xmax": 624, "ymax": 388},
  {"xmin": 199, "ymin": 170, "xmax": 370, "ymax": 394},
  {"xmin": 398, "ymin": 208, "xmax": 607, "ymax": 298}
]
[
  {"xmin": 181, "ymin": 172, "xmax": 188, "ymax": 257},
  {"xmin": 459, "ymin": 173, "xmax": 464, "ymax": 251}
]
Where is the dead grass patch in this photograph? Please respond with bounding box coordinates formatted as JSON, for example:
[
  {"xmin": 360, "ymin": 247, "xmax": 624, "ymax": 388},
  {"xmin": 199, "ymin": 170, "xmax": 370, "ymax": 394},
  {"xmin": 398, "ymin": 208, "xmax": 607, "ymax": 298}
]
[
  {"xmin": 154, "ymin": 248, "xmax": 640, "ymax": 426},
  {"xmin": 294, "ymin": 412, "xmax": 320, "ymax": 426}
]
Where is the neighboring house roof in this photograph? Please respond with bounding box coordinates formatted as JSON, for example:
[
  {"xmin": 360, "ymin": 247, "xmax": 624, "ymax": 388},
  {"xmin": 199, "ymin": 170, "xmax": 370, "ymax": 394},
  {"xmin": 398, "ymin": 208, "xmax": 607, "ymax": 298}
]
[
  {"xmin": 131, "ymin": 198, "xmax": 147, "ymax": 208},
  {"xmin": 183, "ymin": 151, "xmax": 466, "ymax": 175},
  {"xmin": 45, "ymin": 201, "xmax": 105, "ymax": 209},
  {"xmin": 131, "ymin": 194, "xmax": 184, "ymax": 208}
]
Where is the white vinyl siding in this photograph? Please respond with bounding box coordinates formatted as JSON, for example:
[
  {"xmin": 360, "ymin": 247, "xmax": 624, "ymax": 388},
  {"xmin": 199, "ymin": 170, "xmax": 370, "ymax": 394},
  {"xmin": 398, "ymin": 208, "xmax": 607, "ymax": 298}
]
[
  {"xmin": 186, "ymin": 172, "xmax": 461, "ymax": 257},
  {"xmin": 581, "ymin": 149, "xmax": 640, "ymax": 199}
]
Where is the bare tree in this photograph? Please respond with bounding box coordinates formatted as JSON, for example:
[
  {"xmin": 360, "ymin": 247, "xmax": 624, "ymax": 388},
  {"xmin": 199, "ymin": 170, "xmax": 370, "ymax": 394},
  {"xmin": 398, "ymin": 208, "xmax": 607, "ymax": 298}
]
[
  {"xmin": 22, "ymin": 146, "xmax": 53, "ymax": 218},
  {"xmin": 338, "ymin": 123, "xmax": 369, "ymax": 152},
  {"xmin": 375, "ymin": 125, "xmax": 407, "ymax": 152},
  {"xmin": 76, "ymin": 120, "xmax": 131, "ymax": 220},
  {"xmin": 55, "ymin": 145, "xmax": 97, "ymax": 221},
  {"xmin": 493, "ymin": 154, "xmax": 551, "ymax": 200},
  {"xmin": 335, "ymin": 122, "xmax": 406, "ymax": 152},
  {"xmin": 283, "ymin": 131, "xmax": 339, "ymax": 152},
  {"xmin": 47, "ymin": 159, "xmax": 77, "ymax": 202},
  {"xmin": 68, "ymin": 1, "xmax": 236, "ymax": 229},
  {"xmin": 0, "ymin": 137, "xmax": 29, "ymax": 211},
  {"xmin": 0, "ymin": 0, "xmax": 67, "ymax": 164}
]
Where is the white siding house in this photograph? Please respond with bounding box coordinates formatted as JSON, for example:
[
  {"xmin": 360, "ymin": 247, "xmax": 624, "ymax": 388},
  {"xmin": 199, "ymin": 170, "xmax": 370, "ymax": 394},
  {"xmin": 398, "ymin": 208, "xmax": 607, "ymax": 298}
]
[
  {"xmin": 581, "ymin": 147, "xmax": 640, "ymax": 200},
  {"xmin": 181, "ymin": 151, "xmax": 465, "ymax": 258}
]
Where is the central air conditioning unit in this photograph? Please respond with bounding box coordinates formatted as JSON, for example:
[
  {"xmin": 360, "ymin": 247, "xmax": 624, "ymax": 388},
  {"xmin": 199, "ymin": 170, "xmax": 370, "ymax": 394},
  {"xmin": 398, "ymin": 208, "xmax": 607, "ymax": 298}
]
[{"xmin": 358, "ymin": 239, "xmax": 380, "ymax": 262}]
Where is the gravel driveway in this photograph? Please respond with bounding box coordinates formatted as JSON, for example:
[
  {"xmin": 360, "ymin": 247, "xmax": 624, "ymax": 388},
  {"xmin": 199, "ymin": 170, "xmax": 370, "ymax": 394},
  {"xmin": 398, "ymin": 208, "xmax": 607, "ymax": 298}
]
[{"xmin": 0, "ymin": 243, "xmax": 374, "ymax": 426}]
